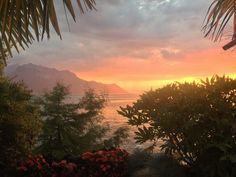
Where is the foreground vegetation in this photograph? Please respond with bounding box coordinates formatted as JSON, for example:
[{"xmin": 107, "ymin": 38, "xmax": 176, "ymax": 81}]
[
  {"xmin": 0, "ymin": 78, "xmax": 128, "ymax": 176},
  {"xmin": 1, "ymin": 1, "xmax": 236, "ymax": 176},
  {"xmin": 1, "ymin": 75, "xmax": 236, "ymax": 177},
  {"xmin": 119, "ymin": 75, "xmax": 236, "ymax": 177}
]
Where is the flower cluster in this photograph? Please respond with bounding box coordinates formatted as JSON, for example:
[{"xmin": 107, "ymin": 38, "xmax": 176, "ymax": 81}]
[
  {"xmin": 17, "ymin": 157, "xmax": 77, "ymax": 177},
  {"xmin": 78, "ymin": 148, "xmax": 129, "ymax": 177},
  {"xmin": 16, "ymin": 149, "xmax": 129, "ymax": 177},
  {"xmin": 51, "ymin": 160, "xmax": 77, "ymax": 177},
  {"xmin": 17, "ymin": 155, "xmax": 50, "ymax": 177}
]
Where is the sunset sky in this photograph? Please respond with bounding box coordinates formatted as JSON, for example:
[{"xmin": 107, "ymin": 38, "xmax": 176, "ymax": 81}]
[{"xmin": 10, "ymin": 0, "xmax": 236, "ymax": 92}]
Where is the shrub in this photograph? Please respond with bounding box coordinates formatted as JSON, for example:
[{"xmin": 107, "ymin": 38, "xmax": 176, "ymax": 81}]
[
  {"xmin": 51, "ymin": 160, "xmax": 77, "ymax": 177},
  {"xmin": 17, "ymin": 149, "xmax": 129, "ymax": 177},
  {"xmin": 17, "ymin": 155, "xmax": 50, "ymax": 177},
  {"xmin": 78, "ymin": 148, "xmax": 129, "ymax": 177},
  {"xmin": 119, "ymin": 75, "xmax": 236, "ymax": 177},
  {"xmin": 17, "ymin": 156, "xmax": 78, "ymax": 177}
]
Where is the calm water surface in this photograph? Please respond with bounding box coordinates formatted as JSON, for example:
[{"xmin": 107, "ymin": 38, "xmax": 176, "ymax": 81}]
[{"xmin": 68, "ymin": 93, "xmax": 161, "ymax": 152}]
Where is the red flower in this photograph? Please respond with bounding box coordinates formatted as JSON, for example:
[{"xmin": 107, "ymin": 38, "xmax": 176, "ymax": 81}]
[
  {"xmin": 52, "ymin": 161, "xmax": 59, "ymax": 167},
  {"xmin": 26, "ymin": 159, "xmax": 34, "ymax": 167},
  {"xmin": 97, "ymin": 150, "xmax": 104, "ymax": 155},
  {"xmin": 17, "ymin": 166, "xmax": 27, "ymax": 172},
  {"xmin": 58, "ymin": 160, "xmax": 67, "ymax": 167},
  {"xmin": 37, "ymin": 163, "xmax": 42, "ymax": 170},
  {"xmin": 81, "ymin": 152, "xmax": 93, "ymax": 159},
  {"xmin": 68, "ymin": 162, "xmax": 77, "ymax": 169}
]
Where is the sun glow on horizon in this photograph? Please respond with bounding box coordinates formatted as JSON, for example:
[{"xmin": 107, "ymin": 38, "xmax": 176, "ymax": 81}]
[{"xmin": 74, "ymin": 72, "xmax": 236, "ymax": 93}]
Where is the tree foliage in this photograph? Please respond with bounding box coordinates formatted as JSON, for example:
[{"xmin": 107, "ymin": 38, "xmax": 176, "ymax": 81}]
[
  {"xmin": 0, "ymin": 78, "xmax": 42, "ymax": 169},
  {"xmin": 36, "ymin": 83, "xmax": 128, "ymax": 158},
  {"xmin": 119, "ymin": 75, "xmax": 236, "ymax": 177},
  {"xmin": 0, "ymin": 0, "xmax": 96, "ymax": 65},
  {"xmin": 204, "ymin": 0, "xmax": 236, "ymax": 50}
]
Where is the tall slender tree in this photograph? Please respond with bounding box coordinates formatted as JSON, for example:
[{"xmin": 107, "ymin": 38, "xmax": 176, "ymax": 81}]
[{"xmin": 36, "ymin": 83, "xmax": 128, "ymax": 158}]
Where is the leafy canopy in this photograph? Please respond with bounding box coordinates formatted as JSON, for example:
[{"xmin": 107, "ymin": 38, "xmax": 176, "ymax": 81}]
[
  {"xmin": 0, "ymin": 78, "xmax": 42, "ymax": 168},
  {"xmin": 119, "ymin": 75, "xmax": 236, "ymax": 176}
]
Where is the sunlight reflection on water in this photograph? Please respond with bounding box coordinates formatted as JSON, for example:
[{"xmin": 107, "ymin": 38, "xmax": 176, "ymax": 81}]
[{"xmin": 68, "ymin": 94, "xmax": 162, "ymax": 152}]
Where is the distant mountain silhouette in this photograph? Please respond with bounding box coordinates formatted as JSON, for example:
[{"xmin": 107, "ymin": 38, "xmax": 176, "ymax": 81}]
[{"xmin": 5, "ymin": 63, "xmax": 127, "ymax": 94}]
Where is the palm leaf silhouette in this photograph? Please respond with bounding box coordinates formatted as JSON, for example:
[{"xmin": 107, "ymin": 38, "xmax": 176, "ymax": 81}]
[
  {"xmin": 203, "ymin": 0, "xmax": 236, "ymax": 50},
  {"xmin": 0, "ymin": 0, "xmax": 96, "ymax": 65}
]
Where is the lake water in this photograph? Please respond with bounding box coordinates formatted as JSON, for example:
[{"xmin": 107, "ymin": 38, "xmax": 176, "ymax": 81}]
[
  {"xmin": 103, "ymin": 94, "xmax": 139, "ymax": 151},
  {"xmin": 68, "ymin": 93, "xmax": 161, "ymax": 152}
]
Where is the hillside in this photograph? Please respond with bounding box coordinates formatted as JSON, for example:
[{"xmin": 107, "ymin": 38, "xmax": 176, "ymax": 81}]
[{"xmin": 5, "ymin": 63, "xmax": 127, "ymax": 95}]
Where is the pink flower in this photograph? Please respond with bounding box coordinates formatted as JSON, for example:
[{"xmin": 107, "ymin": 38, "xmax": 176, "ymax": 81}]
[
  {"xmin": 96, "ymin": 150, "xmax": 104, "ymax": 155},
  {"xmin": 81, "ymin": 152, "xmax": 93, "ymax": 159},
  {"xmin": 27, "ymin": 160, "xmax": 34, "ymax": 167},
  {"xmin": 17, "ymin": 166, "xmax": 27, "ymax": 172},
  {"xmin": 52, "ymin": 162, "xmax": 59, "ymax": 167},
  {"xmin": 68, "ymin": 163, "xmax": 77, "ymax": 169},
  {"xmin": 37, "ymin": 163, "xmax": 42, "ymax": 170}
]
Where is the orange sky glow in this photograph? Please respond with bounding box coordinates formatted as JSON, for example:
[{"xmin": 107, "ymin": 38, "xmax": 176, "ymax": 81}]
[{"xmin": 73, "ymin": 47, "xmax": 236, "ymax": 92}]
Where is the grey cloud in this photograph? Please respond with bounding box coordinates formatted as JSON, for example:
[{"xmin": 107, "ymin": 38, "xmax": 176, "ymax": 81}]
[
  {"xmin": 161, "ymin": 49, "xmax": 183, "ymax": 60},
  {"xmin": 10, "ymin": 0, "xmax": 215, "ymax": 70}
]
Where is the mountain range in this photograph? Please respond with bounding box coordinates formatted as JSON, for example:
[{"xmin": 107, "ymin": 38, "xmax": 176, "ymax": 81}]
[{"xmin": 4, "ymin": 63, "xmax": 126, "ymax": 95}]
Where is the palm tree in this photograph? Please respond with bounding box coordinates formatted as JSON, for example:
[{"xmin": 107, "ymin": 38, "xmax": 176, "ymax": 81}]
[
  {"xmin": 0, "ymin": 0, "xmax": 96, "ymax": 68},
  {"xmin": 203, "ymin": 0, "xmax": 236, "ymax": 50}
]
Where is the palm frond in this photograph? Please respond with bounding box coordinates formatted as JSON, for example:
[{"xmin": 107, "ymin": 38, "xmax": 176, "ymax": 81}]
[
  {"xmin": 0, "ymin": 0, "xmax": 96, "ymax": 64},
  {"xmin": 203, "ymin": 0, "xmax": 236, "ymax": 50}
]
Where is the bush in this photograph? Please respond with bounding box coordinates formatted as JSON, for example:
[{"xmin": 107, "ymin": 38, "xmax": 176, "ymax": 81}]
[
  {"xmin": 51, "ymin": 160, "xmax": 77, "ymax": 177},
  {"xmin": 17, "ymin": 155, "xmax": 78, "ymax": 177},
  {"xmin": 119, "ymin": 75, "xmax": 236, "ymax": 177},
  {"xmin": 17, "ymin": 149, "xmax": 129, "ymax": 177},
  {"xmin": 17, "ymin": 155, "xmax": 51, "ymax": 177},
  {"xmin": 78, "ymin": 148, "xmax": 129, "ymax": 177}
]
